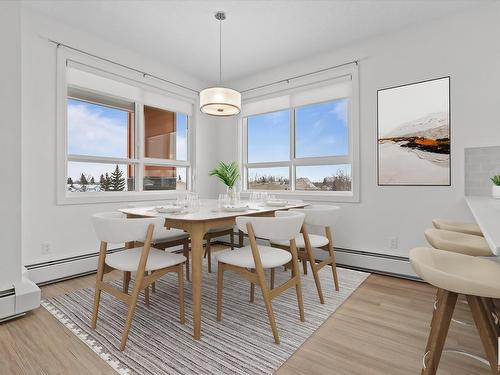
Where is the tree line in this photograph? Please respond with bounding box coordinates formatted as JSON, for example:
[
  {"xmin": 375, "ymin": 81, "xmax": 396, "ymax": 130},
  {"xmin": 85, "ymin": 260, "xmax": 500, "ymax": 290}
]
[{"xmin": 67, "ymin": 165, "xmax": 126, "ymax": 191}]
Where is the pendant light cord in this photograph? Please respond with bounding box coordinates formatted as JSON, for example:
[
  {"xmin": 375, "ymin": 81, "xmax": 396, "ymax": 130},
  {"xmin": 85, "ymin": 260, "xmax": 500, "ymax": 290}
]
[{"xmin": 219, "ymin": 17, "xmax": 222, "ymax": 83}]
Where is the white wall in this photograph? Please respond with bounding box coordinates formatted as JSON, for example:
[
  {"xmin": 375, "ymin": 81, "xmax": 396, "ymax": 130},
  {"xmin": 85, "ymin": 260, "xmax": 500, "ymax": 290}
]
[
  {"xmin": 21, "ymin": 9, "xmax": 219, "ymax": 265},
  {"xmin": 223, "ymin": 3, "xmax": 500, "ymax": 258},
  {"xmin": 0, "ymin": 1, "xmax": 22, "ymax": 290}
]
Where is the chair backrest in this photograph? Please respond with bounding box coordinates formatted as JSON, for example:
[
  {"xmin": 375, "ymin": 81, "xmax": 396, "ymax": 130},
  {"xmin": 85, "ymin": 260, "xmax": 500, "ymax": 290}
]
[
  {"xmin": 91, "ymin": 211, "xmax": 165, "ymax": 243},
  {"xmin": 290, "ymin": 205, "xmax": 340, "ymax": 227},
  {"xmin": 236, "ymin": 211, "xmax": 304, "ymax": 241}
]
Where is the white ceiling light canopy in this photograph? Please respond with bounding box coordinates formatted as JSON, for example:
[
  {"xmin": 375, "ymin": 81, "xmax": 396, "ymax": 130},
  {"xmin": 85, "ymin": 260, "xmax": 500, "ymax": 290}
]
[{"xmin": 200, "ymin": 11, "xmax": 241, "ymax": 117}]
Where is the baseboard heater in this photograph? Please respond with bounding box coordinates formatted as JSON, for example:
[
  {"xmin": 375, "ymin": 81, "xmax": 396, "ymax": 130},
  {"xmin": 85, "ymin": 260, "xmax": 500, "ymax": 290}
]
[
  {"xmin": 0, "ymin": 268, "xmax": 41, "ymax": 322},
  {"xmin": 26, "ymin": 239, "xmax": 418, "ymax": 286},
  {"xmin": 26, "ymin": 245, "xmax": 185, "ymax": 286},
  {"xmin": 217, "ymin": 235, "xmax": 419, "ymax": 281}
]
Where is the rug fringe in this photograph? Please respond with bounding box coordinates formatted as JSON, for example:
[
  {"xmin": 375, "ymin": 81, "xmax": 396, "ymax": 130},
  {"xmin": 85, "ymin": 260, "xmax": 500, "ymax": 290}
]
[{"xmin": 41, "ymin": 300, "xmax": 130, "ymax": 375}]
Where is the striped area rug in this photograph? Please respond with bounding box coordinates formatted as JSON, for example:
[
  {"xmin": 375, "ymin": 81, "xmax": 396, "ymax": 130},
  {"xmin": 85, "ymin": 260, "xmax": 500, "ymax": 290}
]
[{"xmin": 42, "ymin": 255, "xmax": 369, "ymax": 375}]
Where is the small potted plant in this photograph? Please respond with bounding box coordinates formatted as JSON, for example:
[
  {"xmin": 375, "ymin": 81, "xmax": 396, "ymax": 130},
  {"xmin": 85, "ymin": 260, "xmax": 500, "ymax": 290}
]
[
  {"xmin": 491, "ymin": 175, "xmax": 500, "ymax": 199},
  {"xmin": 209, "ymin": 161, "xmax": 240, "ymax": 204}
]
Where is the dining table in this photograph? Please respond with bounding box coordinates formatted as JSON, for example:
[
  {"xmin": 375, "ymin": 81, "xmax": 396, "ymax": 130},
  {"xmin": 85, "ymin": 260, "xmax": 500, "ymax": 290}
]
[{"xmin": 119, "ymin": 199, "xmax": 308, "ymax": 340}]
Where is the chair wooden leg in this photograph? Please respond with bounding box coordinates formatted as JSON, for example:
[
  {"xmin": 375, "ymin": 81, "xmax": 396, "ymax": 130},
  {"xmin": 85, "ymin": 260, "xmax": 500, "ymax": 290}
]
[
  {"xmin": 290, "ymin": 241, "xmax": 305, "ymax": 322},
  {"xmin": 123, "ymin": 271, "xmax": 131, "ymax": 294},
  {"xmin": 178, "ymin": 264, "xmax": 185, "ymax": 324},
  {"xmin": 270, "ymin": 268, "xmax": 275, "ymax": 289},
  {"xmin": 302, "ymin": 258, "xmax": 308, "ymax": 275},
  {"xmin": 144, "ymin": 274, "xmax": 150, "ymax": 306},
  {"xmin": 310, "ymin": 261, "xmax": 325, "ymax": 304},
  {"xmin": 467, "ymin": 295, "xmax": 499, "ymax": 373},
  {"xmin": 216, "ymin": 262, "xmax": 224, "ymax": 321},
  {"xmin": 206, "ymin": 239, "xmax": 212, "ymax": 273},
  {"xmin": 91, "ymin": 242, "xmax": 107, "ymax": 329},
  {"xmin": 183, "ymin": 240, "xmax": 190, "ymax": 281},
  {"xmin": 260, "ymin": 282, "xmax": 280, "ymax": 344},
  {"xmin": 303, "ymin": 236, "xmax": 324, "ymax": 304},
  {"xmin": 151, "ymin": 281, "xmax": 156, "ymax": 294},
  {"xmin": 481, "ymin": 297, "xmax": 499, "ymax": 337},
  {"xmin": 230, "ymin": 231, "xmax": 235, "ymax": 250},
  {"xmin": 325, "ymin": 227, "xmax": 340, "ymax": 291},
  {"xmin": 422, "ymin": 289, "xmax": 457, "ymax": 375},
  {"xmin": 250, "ymin": 269, "xmax": 255, "ymax": 302},
  {"xmin": 119, "ymin": 279, "xmax": 143, "ymax": 351}
]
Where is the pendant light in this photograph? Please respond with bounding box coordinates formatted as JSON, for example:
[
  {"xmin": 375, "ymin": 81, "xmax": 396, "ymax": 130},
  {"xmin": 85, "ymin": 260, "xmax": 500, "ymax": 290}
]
[{"xmin": 199, "ymin": 11, "xmax": 241, "ymax": 116}]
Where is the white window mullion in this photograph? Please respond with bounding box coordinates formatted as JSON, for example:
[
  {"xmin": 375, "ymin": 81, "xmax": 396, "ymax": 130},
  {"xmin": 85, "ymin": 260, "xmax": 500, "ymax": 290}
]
[
  {"xmin": 290, "ymin": 108, "xmax": 296, "ymax": 191},
  {"xmin": 136, "ymin": 102, "xmax": 145, "ymax": 192}
]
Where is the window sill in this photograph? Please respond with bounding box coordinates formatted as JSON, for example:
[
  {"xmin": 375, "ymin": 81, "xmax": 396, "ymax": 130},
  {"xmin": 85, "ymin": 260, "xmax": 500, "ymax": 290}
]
[
  {"xmin": 57, "ymin": 190, "xmax": 186, "ymax": 206},
  {"xmin": 240, "ymin": 190, "xmax": 360, "ymax": 203}
]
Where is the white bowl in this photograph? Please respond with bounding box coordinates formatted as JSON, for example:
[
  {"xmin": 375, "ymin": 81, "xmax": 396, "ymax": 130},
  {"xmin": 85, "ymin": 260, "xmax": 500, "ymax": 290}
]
[
  {"xmin": 156, "ymin": 206, "xmax": 183, "ymax": 213},
  {"xmin": 265, "ymin": 199, "xmax": 288, "ymax": 207},
  {"xmin": 223, "ymin": 204, "xmax": 248, "ymax": 212}
]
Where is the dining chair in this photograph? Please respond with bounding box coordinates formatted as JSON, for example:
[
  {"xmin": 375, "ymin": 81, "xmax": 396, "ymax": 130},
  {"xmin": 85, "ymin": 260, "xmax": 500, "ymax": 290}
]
[
  {"xmin": 91, "ymin": 212, "xmax": 186, "ymax": 351},
  {"xmin": 126, "ymin": 203, "xmax": 190, "ymax": 286},
  {"xmin": 204, "ymin": 226, "xmax": 234, "ymax": 273},
  {"xmin": 270, "ymin": 205, "xmax": 340, "ymax": 304},
  {"xmin": 216, "ymin": 211, "xmax": 305, "ymax": 344}
]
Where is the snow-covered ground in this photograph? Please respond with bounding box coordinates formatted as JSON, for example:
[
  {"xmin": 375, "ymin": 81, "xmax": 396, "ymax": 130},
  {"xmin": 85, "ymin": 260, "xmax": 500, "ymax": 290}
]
[{"xmin": 378, "ymin": 142, "xmax": 450, "ymax": 185}]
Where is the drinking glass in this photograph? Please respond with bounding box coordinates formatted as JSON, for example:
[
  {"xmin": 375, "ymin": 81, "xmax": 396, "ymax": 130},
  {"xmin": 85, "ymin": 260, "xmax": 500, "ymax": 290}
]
[{"xmin": 218, "ymin": 193, "xmax": 228, "ymax": 211}]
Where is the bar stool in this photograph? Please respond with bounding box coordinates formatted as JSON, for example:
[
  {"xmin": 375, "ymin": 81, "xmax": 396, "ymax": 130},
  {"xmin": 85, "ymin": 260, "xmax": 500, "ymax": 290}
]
[
  {"xmin": 424, "ymin": 228, "xmax": 493, "ymax": 257},
  {"xmin": 409, "ymin": 247, "xmax": 500, "ymax": 374},
  {"xmin": 270, "ymin": 205, "xmax": 340, "ymax": 304},
  {"xmin": 432, "ymin": 218, "xmax": 483, "ymax": 237}
]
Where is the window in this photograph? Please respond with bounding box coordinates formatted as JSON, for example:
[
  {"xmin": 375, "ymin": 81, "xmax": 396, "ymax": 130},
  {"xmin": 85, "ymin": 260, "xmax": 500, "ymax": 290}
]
[
  {"xmin": 241, "ymin": 68, "xmax": 359, "ymax": 200},
  {"xmin": 58, "ymin": 52, "xmax": 195, "ymax": 203}
]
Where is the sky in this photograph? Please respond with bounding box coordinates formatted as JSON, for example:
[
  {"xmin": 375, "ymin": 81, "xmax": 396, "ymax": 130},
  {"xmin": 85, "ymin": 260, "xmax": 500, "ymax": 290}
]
[
  {"xmin": 247, "ymin": 98, "xmax": 350, "ymax": 182},
  {"xmin": 378, "ymin": 77, "xmax": 449, "ymax": 136},
  {"xmin": 67, "ymin": 98, "xmax": 187, "ymax": 182}
]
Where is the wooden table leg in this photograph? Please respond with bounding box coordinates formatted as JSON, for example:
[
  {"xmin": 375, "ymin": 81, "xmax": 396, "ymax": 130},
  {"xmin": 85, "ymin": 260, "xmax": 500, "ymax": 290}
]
[{"xmin": 189, "ymin": 226, "xmax": 205, "ymax": 340}]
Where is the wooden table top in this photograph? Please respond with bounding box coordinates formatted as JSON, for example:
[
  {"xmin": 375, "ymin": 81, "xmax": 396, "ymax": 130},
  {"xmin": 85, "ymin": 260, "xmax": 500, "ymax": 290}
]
[{"xmin": 118, "ymin": 199, "xmax": 308, "ymax": 222}]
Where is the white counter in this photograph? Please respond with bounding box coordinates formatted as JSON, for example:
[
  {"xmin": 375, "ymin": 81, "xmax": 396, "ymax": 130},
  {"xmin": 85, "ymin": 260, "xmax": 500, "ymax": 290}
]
[{"xmin": 465, "ymin": 196, "xmax": 500, "ymax": 255}]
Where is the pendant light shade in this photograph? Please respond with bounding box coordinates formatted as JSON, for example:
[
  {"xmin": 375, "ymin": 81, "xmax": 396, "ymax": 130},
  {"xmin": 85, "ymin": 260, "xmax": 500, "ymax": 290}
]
[
  {"xmin": 200, "ymin": 11, "xmax": 241, "ymax": 117},
  {"xmin": 200, "ymin": 87, "xmax": 241, "ymax": 116}
]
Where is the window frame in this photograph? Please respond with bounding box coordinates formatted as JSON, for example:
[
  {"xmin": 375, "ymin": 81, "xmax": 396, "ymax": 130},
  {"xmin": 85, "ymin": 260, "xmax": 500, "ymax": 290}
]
[
  {"xmin": 56, "ymin": 49, "xmax": 196, "ymax": 205},
  {"xmin": 239, "ymin": 64, "xmax": 360, "ymax": 202}
]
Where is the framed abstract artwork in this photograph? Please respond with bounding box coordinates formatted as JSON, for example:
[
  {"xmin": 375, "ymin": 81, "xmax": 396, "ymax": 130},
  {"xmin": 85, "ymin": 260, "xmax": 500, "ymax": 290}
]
[{"xmin": 377, "ymin": 76, "xmax": 451, "ymax": 186}]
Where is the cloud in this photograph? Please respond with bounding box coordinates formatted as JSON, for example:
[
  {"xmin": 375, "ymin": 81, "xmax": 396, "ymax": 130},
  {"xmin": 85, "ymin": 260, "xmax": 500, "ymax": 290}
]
[
  {"xmin": 68, "ymin": 100, "xmax": 128, "ymax": 158},
  {"xmin": 329, "ymin": 99, "xmax": 348, "ymax": 124}
]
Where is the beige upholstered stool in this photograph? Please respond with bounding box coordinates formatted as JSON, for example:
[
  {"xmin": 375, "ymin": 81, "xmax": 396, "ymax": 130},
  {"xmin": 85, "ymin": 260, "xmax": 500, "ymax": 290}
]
[
  {"xmin": 432, "ymin": 218, "xmax": 483, "ymax": 237},
  {"xmin": 410, "ymin": 247, "xmax": 500, "ymax": 374},
  {"xmin": 424, "ymin": 228, "xmax": 493, "ymax": 257}
]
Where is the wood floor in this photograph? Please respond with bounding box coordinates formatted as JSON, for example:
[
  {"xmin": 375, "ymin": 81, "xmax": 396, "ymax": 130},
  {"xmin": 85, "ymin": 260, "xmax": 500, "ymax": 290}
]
[{"xmin": 0, "ymin": 249, "xmax": 491, "ymax": 374}]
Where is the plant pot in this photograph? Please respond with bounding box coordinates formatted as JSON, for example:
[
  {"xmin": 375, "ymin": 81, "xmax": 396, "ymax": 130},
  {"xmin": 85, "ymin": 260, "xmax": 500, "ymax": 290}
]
[{"xmin": 492, "ymin": 185, "xmax": 500, "ymax": 199}]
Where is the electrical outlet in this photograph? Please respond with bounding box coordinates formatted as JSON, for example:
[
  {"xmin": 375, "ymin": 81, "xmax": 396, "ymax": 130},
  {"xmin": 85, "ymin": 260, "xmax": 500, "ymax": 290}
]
[
  {"xmin": 389, "ymin": 237, "xmax": 398, "ymax": 250},
  {"xmin": 41, "ymin": 241, "xmax": 52, "ymax": 255}
]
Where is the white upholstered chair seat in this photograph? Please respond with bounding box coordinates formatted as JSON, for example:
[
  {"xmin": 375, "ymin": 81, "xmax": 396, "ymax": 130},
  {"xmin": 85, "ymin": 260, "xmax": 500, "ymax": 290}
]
[
  {"xmin": 152, "ymin": 228, "xmax": 188, "ymax": 242},
  {"xmin": 424, "ymin": 228, "xmax": 492, "ymax": 257},
  {"xmin": 106, "ymin": 247, "xmax": 186, "ymax": 272},
  {"xmin": 432, "ymin": 218, "xmax": 482, "ymax": 236},
  {"xmin": 216, "ymin": 245, "xmax": 292, "ymax": 269},
  {"xmin": 271, "ymin": 233, "xmax": 329, "ymax": 249},
  {"xmin": 409, "ymin": 247, "xmax": 500, "ymax": 299}
]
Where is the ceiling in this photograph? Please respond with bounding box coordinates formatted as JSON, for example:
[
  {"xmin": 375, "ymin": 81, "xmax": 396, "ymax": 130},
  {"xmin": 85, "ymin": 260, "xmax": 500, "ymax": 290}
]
[{"xmin": 23, "ymin": 0, "xmax": 489, "ymax": 85}]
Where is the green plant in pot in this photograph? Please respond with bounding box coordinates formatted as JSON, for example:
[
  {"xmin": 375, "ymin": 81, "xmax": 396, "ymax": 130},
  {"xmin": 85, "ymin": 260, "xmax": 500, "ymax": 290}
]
[
  {"xmin": 491, "ymin": 175, "xmax": 500, "ymax": 199},
  {"xmin": 209, "ymin": 161, "xmax": 240, "ymax": 204}
]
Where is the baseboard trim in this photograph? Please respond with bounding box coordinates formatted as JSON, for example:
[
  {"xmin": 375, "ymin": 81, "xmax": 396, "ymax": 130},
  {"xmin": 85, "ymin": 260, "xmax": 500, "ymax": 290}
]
[
  {"xmin": 26, "ymin": 238, "xmax": 418, "ymax": 286},
  {"xmin": 216, "ymin": 238, "xmax": 418, "ymax": 280}
]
